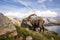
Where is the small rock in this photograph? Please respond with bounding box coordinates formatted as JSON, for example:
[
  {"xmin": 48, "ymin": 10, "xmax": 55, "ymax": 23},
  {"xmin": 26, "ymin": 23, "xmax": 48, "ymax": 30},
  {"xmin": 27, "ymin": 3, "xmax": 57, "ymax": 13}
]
[{"xmin": 26, "ymin": 36, "xmax": 32, "ymax": 40}]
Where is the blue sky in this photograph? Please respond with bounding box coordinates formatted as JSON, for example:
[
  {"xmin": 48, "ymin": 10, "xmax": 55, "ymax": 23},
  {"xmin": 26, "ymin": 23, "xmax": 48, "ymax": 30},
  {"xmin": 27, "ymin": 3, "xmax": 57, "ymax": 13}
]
[{"xmin": 0, "ymin": 0, "xmax": 60, "ymax": 18}]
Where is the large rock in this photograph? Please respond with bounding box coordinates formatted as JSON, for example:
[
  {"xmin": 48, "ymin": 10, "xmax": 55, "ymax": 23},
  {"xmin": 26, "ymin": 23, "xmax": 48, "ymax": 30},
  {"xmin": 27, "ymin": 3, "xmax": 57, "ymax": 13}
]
[{"xmin": 0, "ymin": 13, "xmax": 17, "ymax": 36}]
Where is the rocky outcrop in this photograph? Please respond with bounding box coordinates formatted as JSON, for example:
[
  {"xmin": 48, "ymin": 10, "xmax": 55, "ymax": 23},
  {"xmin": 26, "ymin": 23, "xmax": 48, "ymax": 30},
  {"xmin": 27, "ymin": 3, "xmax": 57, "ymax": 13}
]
[
  {"xmin": 0, "ymin": 13, "xmax": 17, "ymax": 36},
  {"xmin": 8, "ymin": 17, "xmax": 21, "ymax": 27}
]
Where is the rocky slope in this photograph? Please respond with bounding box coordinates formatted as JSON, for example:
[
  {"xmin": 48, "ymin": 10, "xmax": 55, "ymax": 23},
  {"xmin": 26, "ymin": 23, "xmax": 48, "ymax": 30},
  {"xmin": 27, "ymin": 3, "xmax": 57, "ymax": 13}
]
[
  {"xmin": 8, "ymin": 17, "xmax": 21, "ymax": 27},
  {"xmin": 0, "ymin": 13, "xmax": 17, "ymax": 37}
]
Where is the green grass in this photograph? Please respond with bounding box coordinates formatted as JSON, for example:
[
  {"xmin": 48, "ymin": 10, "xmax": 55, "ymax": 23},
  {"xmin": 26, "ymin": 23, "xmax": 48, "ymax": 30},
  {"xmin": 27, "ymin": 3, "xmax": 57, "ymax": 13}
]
[
  {"xmin": 0, "ymin": 25, "xmax": 60, "ymax": 40},
  {"xmin": 0, "ymin": 35, "xmax": 15, "ymax": 40},
  {"xmin": 15, "ymin": 25, "xmax": 60, "ymax": 40}
]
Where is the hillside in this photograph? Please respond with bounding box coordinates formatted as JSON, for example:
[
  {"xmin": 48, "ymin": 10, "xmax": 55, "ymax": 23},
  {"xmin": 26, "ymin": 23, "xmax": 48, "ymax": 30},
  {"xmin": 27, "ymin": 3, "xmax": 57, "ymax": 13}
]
[
  {"xmin": 0, "ymin": 13, "xmax": 17, "ymax": 39},
  {"xmin": 0, "ymin": 13, "xmax": 60, "ymax": 40},
  {"xmin": 15, "ymin": 25, "xmax": 60, "ymax": 40},
  {"xmin": 0, "ymin": 24, "xmax": 60, "ymax": 40},
  {"xmin": 8, "ymin": 17, "xmax": 21, "ymax": 27}
]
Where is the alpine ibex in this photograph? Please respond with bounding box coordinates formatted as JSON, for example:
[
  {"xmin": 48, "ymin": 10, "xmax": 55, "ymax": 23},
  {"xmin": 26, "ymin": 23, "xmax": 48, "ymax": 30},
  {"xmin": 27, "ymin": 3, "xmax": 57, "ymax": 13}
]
[{"xmin": 21, "ymin": 14, "xmax": 45, "ymax": 32}]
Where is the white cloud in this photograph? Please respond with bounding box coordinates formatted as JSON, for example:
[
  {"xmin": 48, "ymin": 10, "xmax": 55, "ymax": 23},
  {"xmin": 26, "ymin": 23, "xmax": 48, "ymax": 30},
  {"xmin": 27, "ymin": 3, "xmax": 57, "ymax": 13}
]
[
  {"xmin": 4, "ymin": 12, "xmax": 26, "ymax": 18},
  {"xmin": 35, "ymin": 10, "xmax": 58, "ymax": 17},
  {"xmin": 37, "ymin": 0, "xmax": 46, "ymax": 3},
  {"xmin": 37, "ymin": 0, "xmax": 53, "ymax": 3},
  {"xmin": 4, "ymin": 11, "xmax": 32, "ymax": 19},
  {"xmin": 4, "ymin": 10, "xmax": 58, "ymax": 19},
  {"xmin": 2, "ymin": 0, "xmax": 57, "ymax": 18}
]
